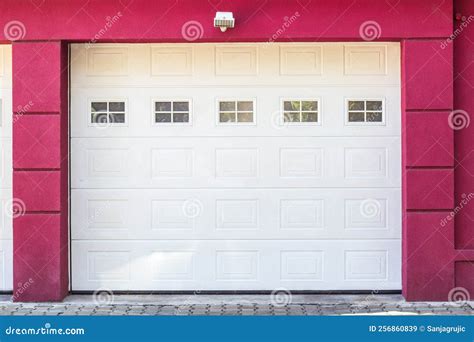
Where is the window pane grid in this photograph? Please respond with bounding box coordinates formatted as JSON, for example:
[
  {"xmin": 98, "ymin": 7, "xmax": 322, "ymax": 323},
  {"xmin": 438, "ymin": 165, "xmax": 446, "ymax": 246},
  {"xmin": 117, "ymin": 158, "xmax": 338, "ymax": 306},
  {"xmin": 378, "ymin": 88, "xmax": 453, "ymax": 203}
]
[
  {"xmin": 154, "ymin": 101, "xmax": 190, "ymax": 123},
  {"xmin": 91, "ymin": 101, "xmax": 125, "ymax": 125},
  {"xmin": 283, "ymin": 100, "xmax": 319, "ymax": 123},
  {"xmin": 218, "ymin": 101, "xmax": 254, "ymax": 123},
  {"xmin": 347, "ymin": 100, "xmax": 383, "ymax": 123}
]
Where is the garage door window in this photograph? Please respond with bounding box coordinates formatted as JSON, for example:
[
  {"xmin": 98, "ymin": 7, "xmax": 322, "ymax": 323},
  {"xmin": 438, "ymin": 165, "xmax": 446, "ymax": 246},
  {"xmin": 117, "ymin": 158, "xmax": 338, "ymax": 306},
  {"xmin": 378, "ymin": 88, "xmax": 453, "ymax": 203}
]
[
  {"xmin": 282, "ymin": 99, "xmax": 319, "ymax": 124},
  {"xmin": 90, "ymin": 100, "xmax": 126, "ymax": 125},
  {"xmin": 218, "ymin": 100, "xmax": 255, "ymax": 124},
  {"xmin": 154, "ymin": 100, "xmax": 191, "ymax": 124},
  {"xmin": 347, "ymin": 99, "xmax": 384, "ymax": 124}
]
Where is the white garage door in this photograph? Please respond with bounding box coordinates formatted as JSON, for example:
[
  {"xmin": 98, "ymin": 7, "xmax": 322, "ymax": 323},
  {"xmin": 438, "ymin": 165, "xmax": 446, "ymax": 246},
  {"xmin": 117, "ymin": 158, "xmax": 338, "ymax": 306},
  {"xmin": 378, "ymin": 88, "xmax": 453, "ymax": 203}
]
[
  {"xmin": 0, "ymin": 45, "xmax": 13, "ymax": 291},
  {"xmin": 71, "ymin": 43, "xmax": 401, "ymax": 291}
]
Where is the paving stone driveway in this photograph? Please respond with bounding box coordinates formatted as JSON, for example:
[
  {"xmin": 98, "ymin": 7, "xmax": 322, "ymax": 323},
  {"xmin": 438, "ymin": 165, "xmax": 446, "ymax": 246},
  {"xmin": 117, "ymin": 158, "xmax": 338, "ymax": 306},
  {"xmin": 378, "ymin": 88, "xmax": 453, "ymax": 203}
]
[{"xmin": 0, "ymin": 295, "xmax": 472, "ymax": 316}]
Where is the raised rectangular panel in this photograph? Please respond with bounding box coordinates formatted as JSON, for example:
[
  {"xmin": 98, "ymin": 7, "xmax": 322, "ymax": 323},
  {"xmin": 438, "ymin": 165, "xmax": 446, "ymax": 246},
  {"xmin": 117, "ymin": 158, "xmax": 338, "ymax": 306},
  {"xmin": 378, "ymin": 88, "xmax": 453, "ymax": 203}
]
[
  {"xmin": 280, "ymin": 200, "xmax": 324, "ymax": 230},
  {"xmin": 0, "ymin": 200, "xmax": 10, "ymax": 240},
  {"xmin": 87, "ymin": 47, "xmax": 128, "ymax": 76},
  {"xmin": 280, "ymin": 46, "xmax": 322, "ymax": 75},
  {"xmin": 151, "ymin": 47, "xmax": 193, "ymax": 76},
  {"xmin": 281, "ymin": 251, "xmax": 323, "ymax": 280},
  {"xmin": 215, "ymin": 46, "xmax": 257, "ymax": 75},
  {"xmin": 150, "ymin": 251, "xmax": 194, "ymax": 280},
  {"xmin": 0, "ymin": 189, "xmax": 12, "ymax": 220},
  {"xmin": 151, "ymin": 200, "xmax": 194, "ymax": 230},
  {"xmin": 345, "ymin": 199, "xmax": 387, "ymax": 229},
  {"xmin": 0, "ymin": 201, "xmax": 4, "ymax": 236},
  {"xmin": 216, "ymin": 251, "xmax": 258, "ymax": 280},
  {"xmin": 0, "ymin": 48, "xmax": 3, "ymax": 76},
  {"xmin": 344, "ymin": 45, "xmax": 387, "ymax": 75},
  {"xmin": 0, "ymin": 146, "xmax": 4, "ymax": 182},
  {"xmin": 1, "ymin": 140, "xmax": 11, "ymax": 186},
  {"xmin": 345, "ymin": 251, "xmax": 387, "ymax": 280},
  {"xmin": 87, "ymin": 251, "xmax": 130, "ymax": 281},
  {"xmin": 345, "ymin": 148, "xmax": 387, "ymax": 179},
  {"xmin": 0, "ymin": 250, "xmax": 4, "ymax": 288},
  {"xmin": 87, "ymin": 200, "xmax": 128, "ymax": 229},
  {"xmin": 216, "ymin": 200, "xmax": 258, "ymax": 230},
  {"xmin": 152, "ymin": 149, "xmax": 193, "ymax": 178},
  {"xmin": 0, "ymin": 240, "xmax": 12, "ymax": 290},
  {"xmin": 87, "ymin": 149, "xmax": 127, "ymax": 178},
  {"xmin": 280, "ymin": 149, "xmax": 322, "ymax": 178},
  {"xmin": 216, "ymin": 149, "xmax": 258, "ymax": 178},
  {"xmin": 1, "ymin": 142, "xmax": 12, "ymax": 188}
]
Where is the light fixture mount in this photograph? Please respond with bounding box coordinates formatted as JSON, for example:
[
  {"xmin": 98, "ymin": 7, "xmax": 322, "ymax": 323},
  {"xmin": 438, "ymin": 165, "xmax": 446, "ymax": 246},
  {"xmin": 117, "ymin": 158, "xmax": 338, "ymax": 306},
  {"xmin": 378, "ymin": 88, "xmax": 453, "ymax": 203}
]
[{"xmin": 214, "ymin": 12, "xmax": 235, "ymax": 32}]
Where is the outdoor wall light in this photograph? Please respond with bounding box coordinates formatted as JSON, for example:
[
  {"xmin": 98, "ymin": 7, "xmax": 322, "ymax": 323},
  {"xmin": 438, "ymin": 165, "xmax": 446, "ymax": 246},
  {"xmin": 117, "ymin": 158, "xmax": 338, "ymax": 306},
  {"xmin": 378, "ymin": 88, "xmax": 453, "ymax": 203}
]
[{"xmin": 214, "ymin": 12, "xmax": 235, "ymax": 32}]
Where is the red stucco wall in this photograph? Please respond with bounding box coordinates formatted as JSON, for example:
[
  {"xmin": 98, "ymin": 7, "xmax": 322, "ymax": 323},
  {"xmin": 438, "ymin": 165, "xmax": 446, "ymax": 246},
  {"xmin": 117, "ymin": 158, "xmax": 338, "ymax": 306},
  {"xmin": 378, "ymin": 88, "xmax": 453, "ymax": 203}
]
[
  {"xmin": 0, "ymin": 0, "xmax": 470, "ymax": 302},
  {"xmin": 12, "ymin": 42, "xmax": 69, "ymax": 301},
  {"xmin": 0, "ymin": 0, "xmax": 452, "ymax": 42},
  {"xmin": 402, "ymin": 38, "xmax": 455, "ymax": 301},
  {"xmin": 454, "ymin": 0, "xmax": 474, "ymax": 296}
]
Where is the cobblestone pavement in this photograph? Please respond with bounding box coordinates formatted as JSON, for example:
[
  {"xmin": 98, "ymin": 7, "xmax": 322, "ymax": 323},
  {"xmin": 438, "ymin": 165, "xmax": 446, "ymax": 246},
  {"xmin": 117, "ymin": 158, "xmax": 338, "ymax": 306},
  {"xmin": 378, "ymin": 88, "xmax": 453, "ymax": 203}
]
[{"xmin": 0, "ymin": 295, "xmax": 472, "ymax": 316}]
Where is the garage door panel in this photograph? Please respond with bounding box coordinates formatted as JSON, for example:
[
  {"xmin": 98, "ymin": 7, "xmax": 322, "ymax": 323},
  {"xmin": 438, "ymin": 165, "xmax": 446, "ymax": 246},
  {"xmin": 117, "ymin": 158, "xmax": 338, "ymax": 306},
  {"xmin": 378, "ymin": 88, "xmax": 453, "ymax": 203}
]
[
  {"xmin": 71, "ymin": 137, "xmax": 400, "ymax": 188},
  {"xmin": 71, "ymin": 240, "xmax": 401, "ymax": 291},
  {"xmin": 0, "ymin": 188, "xmax": 13, "ymax": 240},
  {"xmin": 0, "ymin": 239, "xmax": 13, "ymax": 290},
  {"xmin": 71, "ymin": 189, "xmax": 400, "ymax": 240},
  {"xmin": 0, "ymin": 189, "xmax": 13, "ymax": 290},
  {"xmin": 70, "ymin": 87, "xmax": 400, "ymax": 138},
  {"xmin": 0, "ymin": 138, "xmax": 12, "ymax": 189},
  {"xmin": 0, "ymin": 97, "xmax": 12, "ymax": 139},
  {"xmin": 71, "ymin": 43, "xmax": 400, "ymax": 88}
]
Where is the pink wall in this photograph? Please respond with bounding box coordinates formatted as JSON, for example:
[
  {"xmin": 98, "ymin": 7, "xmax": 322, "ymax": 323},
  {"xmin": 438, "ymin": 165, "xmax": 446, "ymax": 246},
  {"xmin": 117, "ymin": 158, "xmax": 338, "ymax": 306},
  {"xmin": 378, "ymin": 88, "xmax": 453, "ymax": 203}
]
[
  {"xmin": 0, "ymin": 0, "xmax": 470, "ymax": 301},
  {"xmin": 454, "ymin": 0, "xmax": 474, "ymax": 296},
  {"xmin": 402, "ymin": 39, "xmax": 455, "ymax": 301},
  {"xmin": 0, "ymin": 0, "xmax": 452, "ymax": 42},
  {"xmin": 12, "ymin": 42, "xmax": 69, "ymax": 301}
]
